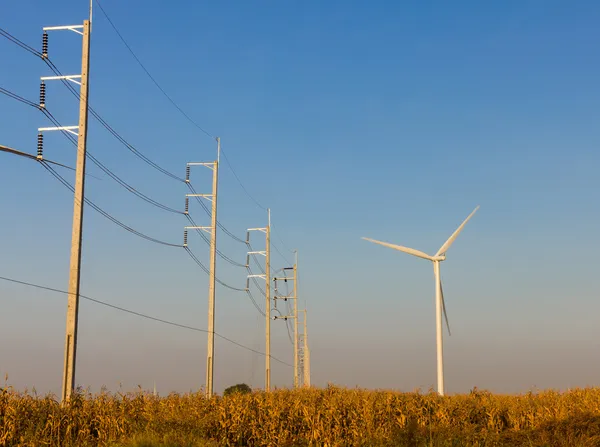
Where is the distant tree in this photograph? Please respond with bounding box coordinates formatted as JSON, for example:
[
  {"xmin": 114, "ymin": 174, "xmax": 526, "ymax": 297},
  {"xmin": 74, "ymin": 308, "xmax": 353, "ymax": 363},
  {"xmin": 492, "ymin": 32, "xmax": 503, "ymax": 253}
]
[{"xmin": 223, "ymin": 383, "xmax": 252, "ymax": 397}]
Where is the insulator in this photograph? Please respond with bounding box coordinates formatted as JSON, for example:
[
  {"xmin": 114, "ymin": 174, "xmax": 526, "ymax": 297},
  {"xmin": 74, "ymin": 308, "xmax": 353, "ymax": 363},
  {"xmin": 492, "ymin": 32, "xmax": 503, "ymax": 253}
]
[
  {"xmin": 183, "ymin": 230, "xmax": 188, "ymax": 246},
  {"xmin": 185, "ymin": 166, "xmax": 190, "ymax": 182},
  {"xmin": 39, "ymin": 82, "xmax": 46, "ymax": 108},
  {"xmin": 184, "ymin": 197, "xmax": 189, "ymax": 214},
  {"xmin": 37, "ymin": 133, "xmax": 43, "ymax": 160},
  {"xmin": 42, "ymin": 32, "xmax": 48, "ymax": 58}
]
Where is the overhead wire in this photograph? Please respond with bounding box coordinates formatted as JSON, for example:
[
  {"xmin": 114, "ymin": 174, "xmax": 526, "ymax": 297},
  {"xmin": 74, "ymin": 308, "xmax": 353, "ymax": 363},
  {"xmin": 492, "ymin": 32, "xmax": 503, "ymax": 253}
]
[
  {"xmin": 0, "ymin": 86, "xmax": 40, "ymax": 108},
  {"xmin": 0, "ymin": 27, "xmax": 43, "ymax": 58},
  {"xmin": 0, "ymin": 85, "xmax": 262, "ymax": 312},
  {"xmin": 0, "ymin": 274, "xmax": 291, "ymax": 366},
  {"xmin": 0, "ymin": 22, "xmax": 296, "ymax": 263},
  {"xmin": 40, "ymin": 107, "xmax": 184, "ymax": 215},
  {"xmin": 3, "ymin": 25, "xmax": 292, "ymax": 342},
  {"xmin": 87, "ymin": 5, "xmax": 294, "ymax": 255},
  {"xmin": 186, "ymin": 183, "xmax": 248, "ymax": 244},
  {"xmin": 184, "ymin": 214, "xmax": 246, "ymax": 268},
  {"xmin": 183, "ymin": 246, "xmax": 249, "ymax": 293},
  {"xmin": 94, "ymin": 0, "xmax": 214, "ymax": 140},
  {"xmin": 41, "ymin": 162, "xmax": 183, "ymax": 247},
  {"xmin": 43, "ymin": 58, "xmax": 185, "ymax": 182}
]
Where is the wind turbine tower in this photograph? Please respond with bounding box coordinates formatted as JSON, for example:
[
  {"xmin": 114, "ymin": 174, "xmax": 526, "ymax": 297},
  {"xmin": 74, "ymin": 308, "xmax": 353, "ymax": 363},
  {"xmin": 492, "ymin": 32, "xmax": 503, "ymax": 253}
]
[{"xmin": 362, "ymin": 206, "xmax": 479, "ymax": 396}]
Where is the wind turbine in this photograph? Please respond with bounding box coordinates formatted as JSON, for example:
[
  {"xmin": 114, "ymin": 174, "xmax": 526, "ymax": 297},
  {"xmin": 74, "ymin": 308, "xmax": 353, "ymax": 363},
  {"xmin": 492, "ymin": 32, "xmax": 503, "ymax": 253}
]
[{"xmin": 362, "ymin": 205, "xmax": 479, "ymax": 396}]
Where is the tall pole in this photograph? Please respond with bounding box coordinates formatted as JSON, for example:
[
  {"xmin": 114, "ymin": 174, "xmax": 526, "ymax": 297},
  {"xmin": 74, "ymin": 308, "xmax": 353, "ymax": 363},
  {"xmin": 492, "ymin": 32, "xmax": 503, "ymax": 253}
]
[
  {"xmin": 265, "ymin": 209, "xmax": 271, "ymax": 391},
  {"xmin": 205, "ymin": 138, "xmax": 219, "ymax": 398},
  {"xmin": 304, "ymin": 314, "xmax": 310, "ymax": 388},
  {"xmin": 293, "ymin": 252, "xmax": 299, "ymax": 388},
  {"xmin": 61, "ymin": 19, "xmax": 91, "ymax": 403},
  {"xmin": 433, "ymin": 260, "xmax": 444, "ymax": 396}
]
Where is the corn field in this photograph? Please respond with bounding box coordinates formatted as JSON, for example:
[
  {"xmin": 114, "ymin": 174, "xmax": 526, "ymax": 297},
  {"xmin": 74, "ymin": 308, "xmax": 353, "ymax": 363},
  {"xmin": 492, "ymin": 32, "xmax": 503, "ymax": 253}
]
[{"xmin": 2, "ymin": 385, "xmax": 600, "ymax": 446}]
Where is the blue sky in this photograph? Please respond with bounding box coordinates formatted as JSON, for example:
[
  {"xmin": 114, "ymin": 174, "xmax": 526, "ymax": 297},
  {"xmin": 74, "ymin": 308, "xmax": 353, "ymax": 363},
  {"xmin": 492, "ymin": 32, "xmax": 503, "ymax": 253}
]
[{"xmin": 1, "ymin": 0, "xmax": 599, "ymax": 396}]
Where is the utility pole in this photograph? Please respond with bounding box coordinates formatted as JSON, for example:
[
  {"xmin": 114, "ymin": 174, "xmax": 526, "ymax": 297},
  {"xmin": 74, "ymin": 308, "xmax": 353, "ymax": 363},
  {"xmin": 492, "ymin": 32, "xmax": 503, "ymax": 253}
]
[
  {"xmin": 183, "ymin": 138, "xmax": 220, "ymax": 398},
  {"xmin": 265, "ymin": 210, "xmax": 271, "ymax": 391},
  {"xmin": 302, "ymin": 309, "xmax": 310, "ymax": 387},
  {"xmin": 37, "ymin": 20, "xmax": 91, "ymax": 402},
  {"xmin": 273, "ymin": 252, "xmax": 299, "ymax": 388},
  {"xmin": 247, "ymin": 209, "xmax": 271, "ymax": 391},
  {"xmin": 63, "ymin": 19, "xmax": 91, "ymax": 403}
]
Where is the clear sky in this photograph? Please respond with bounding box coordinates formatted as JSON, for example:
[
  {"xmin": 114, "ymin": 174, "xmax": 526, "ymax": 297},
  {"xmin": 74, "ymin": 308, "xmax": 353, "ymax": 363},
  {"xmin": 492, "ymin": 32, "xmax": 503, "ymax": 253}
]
[{"xmin": 1, "ymin": 0, "xmax": 599, "ymax": 396}]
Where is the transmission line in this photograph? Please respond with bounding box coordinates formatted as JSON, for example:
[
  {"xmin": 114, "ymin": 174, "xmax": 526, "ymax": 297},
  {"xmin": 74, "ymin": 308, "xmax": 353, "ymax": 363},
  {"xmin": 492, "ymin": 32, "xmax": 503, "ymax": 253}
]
[
  {"xmin": 186, "ymin": 183, "xmax": 247, "ymax": 244},
  {"xmin": 40, "ymin": 108, "xmax": 184, "ymax": 214},
  {"xmin": 94, "ymin": 0, "xmax": 214, "ymax": 139},
  {"xmin": 0, "ymin": 86, "xmax": 40, "ymax": 108},
  {"xmin": 185, "ymin": 214, "xmax": 246, "ymax": 267},
  {"xmin": 184, "ymin": 246, "xmax": 246, "ymax": 292},
  {"xmin": 0, "ymin": 27, "xmax": 43, "ymax": 58},
  {"xmin": 41, "ymin": 162, "xmax": 182, "ymax": 247},
  {"xmin": 89, "ymin": 3, "xmax": 291, "ymax": 229},
  {"xmin": 0, "ymin": 274, "xmax": 290, "ymax": 365},
  {"xmin": 43, "ymin": 58, "xmax": 185, "ymax": 182}
]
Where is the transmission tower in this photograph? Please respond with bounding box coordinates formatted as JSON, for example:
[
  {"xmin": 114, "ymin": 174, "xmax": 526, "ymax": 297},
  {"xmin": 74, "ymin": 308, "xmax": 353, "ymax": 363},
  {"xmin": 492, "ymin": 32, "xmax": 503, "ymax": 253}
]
[
  {"xmin": 183, "ymin": 138, "xmax": 220, "ymax": 398},
  {"xmin": 36, "ymin": 20, "xmax": 91, "ymax": 403},
  {"xmin": 246, "ymin": 209, "xmax": 271, "ymax": 391}
]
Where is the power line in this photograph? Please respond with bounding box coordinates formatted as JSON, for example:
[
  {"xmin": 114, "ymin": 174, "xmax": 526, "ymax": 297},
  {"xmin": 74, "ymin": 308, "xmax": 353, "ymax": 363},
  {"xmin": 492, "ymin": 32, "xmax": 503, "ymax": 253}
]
[
  {"xmin": 11, "ymin": 22, "xmax": 294, "ymax": 257},
  {"xmin": 219, "ymin": 147, "xmax": 267, "ymax": 211},
  {"xmin": 41, "ymin": 162, "xmax": 182, "ymax": 247},
  {"xmin": 186, "ymin": 183, "xmax": 247, "ymax": 244},
  {"xmin": 0, "ymin": 26, "xmax": 186, "ymax": 184},
  {"xmin": 89, "ymin": 4, "xmax": 284, "ymax": 219},
  {"xmin": 0, "ymin": 274, "xmax": 291, "ymax": 366},
  {"xmin": 185, "ymin": 214, "xmax": 246, "ymax": 268},
  {"xmin": 43, "ymin": 58, "xmax": 185, "ymax": 183},
  {"xmin": 41, "ymin": 108, "xmax": 184, "ymax": 214},
  {"xmin": 0, "ymin": 27, "xmax": 43, "ymax": 58},
  {"xmin": 93, "ymin": 0, "xmax": 214, "ymax": 140},
  {"xmin": 184, "ymin": 247, "xmax": 246, "ymax": 292},
  {"xmin": 0, "ymin": 86, "xmax": 40, "ymax": 108}
]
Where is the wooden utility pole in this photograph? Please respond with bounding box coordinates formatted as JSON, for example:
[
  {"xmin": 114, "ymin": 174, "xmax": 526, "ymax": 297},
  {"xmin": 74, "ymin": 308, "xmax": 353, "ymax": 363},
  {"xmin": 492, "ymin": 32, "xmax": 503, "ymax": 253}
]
[
  {"xmin": 62, "ymin": 19, "xmax": 91, "ymax": 403},
  {"xmin": 205, "ymin": 138, "xmax": 219, "ymax": 398},
  {"xmin": 265, "ymin": 209, "xmax": 271, "ymax": 391}
]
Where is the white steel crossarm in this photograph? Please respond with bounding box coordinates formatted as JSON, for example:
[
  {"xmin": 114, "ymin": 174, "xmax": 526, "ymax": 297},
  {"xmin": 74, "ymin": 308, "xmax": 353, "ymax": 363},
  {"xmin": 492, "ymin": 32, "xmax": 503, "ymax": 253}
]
[
  {"xmin": 186, "ymin": 193, "xmax": 214, "ymax": 203},
  {"xmin": 43, "ymin": 25, "xmax": 84, "ymax": 35},
  {"xmin": 185, "ymin": 225, "xmax": 213, "ymax": 235},
  {"xmin": 248, "ymin": 250, "xmax": 266, "ymax": 256},
  {"xmin": 187, "ymin": 162, "xmax": 216, "ymax": 171},
  {"xmin": 248, "ymin": 274, "xmax": 266, "ymax": 279},
  {"xmin": 41, "ymin": 75, "xmax": 82, "ymax": 86},
  {"xmin": 38, "ymin": 126, "xmax": 79, "ymax": 136},
  {"xmin": 248, "ymin": 227, "xmax": 267, "ymax": 233}
]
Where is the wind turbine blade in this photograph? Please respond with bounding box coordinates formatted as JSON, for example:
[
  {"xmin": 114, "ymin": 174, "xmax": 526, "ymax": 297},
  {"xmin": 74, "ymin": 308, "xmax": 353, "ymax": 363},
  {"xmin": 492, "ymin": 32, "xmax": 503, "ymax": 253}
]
[
  {"xmin": 440, "ymin": 280, "xmax": 451, "ymax": 336},
  {"xmin": 435, "ymin": 205, "xmax": 480, "ymax": 257},
  {"xmin": 362, "ymin": 237, "xmax": 433, "ymax": 261}
]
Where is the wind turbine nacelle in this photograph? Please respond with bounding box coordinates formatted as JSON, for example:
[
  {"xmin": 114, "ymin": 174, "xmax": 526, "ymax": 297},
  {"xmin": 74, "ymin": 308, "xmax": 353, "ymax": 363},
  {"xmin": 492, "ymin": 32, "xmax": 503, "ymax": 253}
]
[{"xmin": 433, "ymin": 255, "xmax": 446, "ymax": 261}]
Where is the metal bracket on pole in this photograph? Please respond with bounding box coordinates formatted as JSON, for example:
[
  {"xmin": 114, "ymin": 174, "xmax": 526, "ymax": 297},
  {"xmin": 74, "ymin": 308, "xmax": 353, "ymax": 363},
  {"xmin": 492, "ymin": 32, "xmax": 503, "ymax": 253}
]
[
  {"xmin": 43, "ymin": 25, "xmax": 85, "ymax": 35},
  {"xmin": 41, "ymin": 75, "xmax": 82, "ymax": 86},
  {"xmin": 185, "ymin": 225, "xmax": 213, "ymax": 235},
  {"xmin": 38, "ymin": 126, "xmax": 79, "ymax": 136}
]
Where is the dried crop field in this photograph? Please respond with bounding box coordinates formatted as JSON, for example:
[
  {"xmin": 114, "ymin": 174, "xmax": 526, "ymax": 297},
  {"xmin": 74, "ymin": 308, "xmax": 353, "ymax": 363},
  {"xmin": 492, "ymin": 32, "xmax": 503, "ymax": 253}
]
[{"xmin": 2, "ymin": 385, "xmax": 600, "ymax": 446}]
